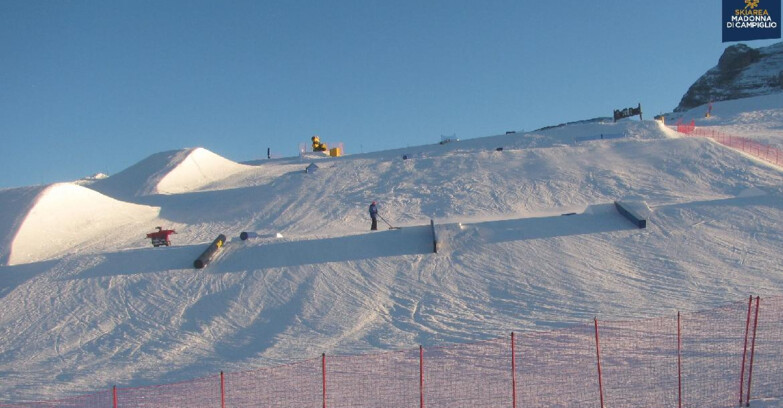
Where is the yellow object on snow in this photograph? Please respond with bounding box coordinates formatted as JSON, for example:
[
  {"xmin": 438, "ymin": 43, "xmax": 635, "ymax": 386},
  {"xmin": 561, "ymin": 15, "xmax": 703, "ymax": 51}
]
[{"xmin": 311, "ymin": 135, "xmax": 328, "ymax": 152}]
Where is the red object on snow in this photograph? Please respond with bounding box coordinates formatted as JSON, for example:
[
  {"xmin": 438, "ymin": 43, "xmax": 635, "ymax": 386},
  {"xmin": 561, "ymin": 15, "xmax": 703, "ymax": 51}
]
[{"xmin": 146, "ymin": 227, "xmax": 176, "ymax": 247}]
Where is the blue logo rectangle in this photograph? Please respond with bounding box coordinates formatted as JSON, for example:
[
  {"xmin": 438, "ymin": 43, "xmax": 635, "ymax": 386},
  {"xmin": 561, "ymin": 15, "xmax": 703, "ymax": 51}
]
[{"xmin": 723, "ymin": 0, "xmax": 781, "ymax": 42}]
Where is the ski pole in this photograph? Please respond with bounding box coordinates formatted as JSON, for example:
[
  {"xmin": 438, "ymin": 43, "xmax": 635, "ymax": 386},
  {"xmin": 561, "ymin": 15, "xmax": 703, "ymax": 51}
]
[{"xmin": 377, "ymin": 214, "xmax": 395, "ymax": 229}]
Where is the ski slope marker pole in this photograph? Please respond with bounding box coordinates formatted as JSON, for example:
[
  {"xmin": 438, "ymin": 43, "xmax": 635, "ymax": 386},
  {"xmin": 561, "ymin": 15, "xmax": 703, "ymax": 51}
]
[
  {"xmin": 746, "ymin": 296, "xmax": 761, "ymax": 407},
  {"xmin": 594, "ymin": 318, "xmax": 605, "ymax": 408},
  {"xmin": 220, "ymin": 371, "xmax": 225, "ymax": 408},
  {"xmin": 419, "ymin": 345, "xmax": 425, "ymax": 408},
  {"xmin": 322, "ymin": 353, "xmax": 327, "ymax": 408},
  {"xmin": 511, "ymin": 332, "xmax": 517, "ymax": 408},
  {"xmin": 677, "ymin": 312, "xmax": 682, "ymax": 408},
  {"xmin": 739, "ymin": 295, "xmax": 753, "ymax": 406}
]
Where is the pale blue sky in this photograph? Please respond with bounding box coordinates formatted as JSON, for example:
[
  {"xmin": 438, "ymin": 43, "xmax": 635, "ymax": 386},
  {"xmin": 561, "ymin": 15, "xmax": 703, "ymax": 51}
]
[{"xmin": 1, "ymin": 1, "xmax": 780, "ymax": 189}]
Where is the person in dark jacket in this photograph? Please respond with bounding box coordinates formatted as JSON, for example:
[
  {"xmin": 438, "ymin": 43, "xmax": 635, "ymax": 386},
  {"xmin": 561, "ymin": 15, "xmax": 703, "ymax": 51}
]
[{"xmin": 369, "ymin": 201, "xmax": 378, "ymax": 230}]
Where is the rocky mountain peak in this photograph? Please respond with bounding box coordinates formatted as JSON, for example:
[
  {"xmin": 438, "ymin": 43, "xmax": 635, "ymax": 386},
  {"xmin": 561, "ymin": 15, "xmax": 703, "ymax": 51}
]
[{"xmin": 675, "ymin": 42, "xmax": 783, "ymax": 112}]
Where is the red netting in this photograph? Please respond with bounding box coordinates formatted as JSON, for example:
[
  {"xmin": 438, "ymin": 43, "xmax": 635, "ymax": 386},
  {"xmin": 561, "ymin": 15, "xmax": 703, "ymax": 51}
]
[
  {"xmin": 515, "ymin": 323, "xmax": 599, "ymax": 407},
  {"xmin": 5, "ymin": 296, "xmax": 783, "ymax": 407},
  {"xmin": 116, "ymin": 374, "xmax": 220, "ymax": 408},
  {"xmin": 327, "ymin": 350, "xmax": 420, "ymax": 407},
  {"xmin": 747, "ymin": 296, "xmax": 783, "ymax": 401},
  {"xmin": 680, "ymin": 300, "xmax": 749, "ymax": 407},
  {"xmin": 0, "ymin": 390, "xmax": 112, "ymax": 407},
  {"xmin": 423, "ymin": 337, "xmax": 511, "ymax": 407},
  {"xmin": 674, "ymin": 124, "xmax": 783, "ymax": 167},
  {"xmin": 224, "ymin": 358, "xmax": 322, "ymax": 407},
  {"xmin": 598, "ymin": 315, "xmax": 679, "ymax": 407}
]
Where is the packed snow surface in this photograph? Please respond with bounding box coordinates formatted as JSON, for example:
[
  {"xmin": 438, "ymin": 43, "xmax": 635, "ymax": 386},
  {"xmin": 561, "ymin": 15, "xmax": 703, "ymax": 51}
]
[{"xmin": 0, "ymin": 95, "xmax": 782, "ymax": 402}]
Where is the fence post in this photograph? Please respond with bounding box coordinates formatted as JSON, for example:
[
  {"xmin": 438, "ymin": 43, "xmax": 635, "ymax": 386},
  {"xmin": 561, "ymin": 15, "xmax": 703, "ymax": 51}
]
[
  {"xmin": 322, "ymin": 353, "xmax": 327, "ymax": 408},
  {"xmin": 677, "ymin": 312, "xmax": 682, "ymax": 408},
  {"xmin": 594, "ymin": 318, "xmax": 605, "ymax": 408},
  {"xmin": 113, "ymin": 385, "xmax": 118, "ymax": 408},
  {"xmin": 511, "ymin": 332, "xmax": 517, "ymax": 408},
  {"xmin": 419, "ymin": 345, "xmax": 425, "ymax": 408},
  {"xmin": 746, "ymin": 296, "xmax": 761, "ymax": 407},
  {"xmin": 739, "ymin": 295, "xmax": 753, "ymax": 406},
  {"xmin": 220, "ymin": 371, "xmax": 225, "ymax": 408}
]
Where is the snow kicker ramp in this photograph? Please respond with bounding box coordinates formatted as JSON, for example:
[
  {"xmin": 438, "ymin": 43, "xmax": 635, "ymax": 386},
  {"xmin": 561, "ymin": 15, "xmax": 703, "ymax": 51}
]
[
  {"xmin": 0, "ymin": 185, "xmax": 48, "ymax": 266},
  {"xmin": 89, "ymin": 147, "xmax": 255, "ymax": 199},
  {"xmin": 6, "ymin": 183, "xmax": 160, "ymax": 266}
]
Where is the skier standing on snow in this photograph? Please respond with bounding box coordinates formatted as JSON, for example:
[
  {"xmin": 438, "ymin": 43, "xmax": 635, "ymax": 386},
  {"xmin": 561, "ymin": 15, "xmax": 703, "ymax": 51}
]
[{"xmin": 369, "ymin": 201, "xmax": 378, "ymax": 231}]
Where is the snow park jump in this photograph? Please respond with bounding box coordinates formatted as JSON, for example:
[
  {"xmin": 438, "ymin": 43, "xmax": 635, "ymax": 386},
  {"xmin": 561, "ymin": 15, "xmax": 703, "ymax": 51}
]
[{"xmin": 2, "ymin": 92, "xmax": 783, "ymax": 405}]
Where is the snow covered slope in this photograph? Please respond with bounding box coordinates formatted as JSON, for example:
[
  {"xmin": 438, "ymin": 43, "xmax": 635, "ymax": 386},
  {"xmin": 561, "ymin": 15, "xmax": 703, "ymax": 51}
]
[{"xmin": 0, "ymin": 95, "xmax": 782, "ymax": 401}]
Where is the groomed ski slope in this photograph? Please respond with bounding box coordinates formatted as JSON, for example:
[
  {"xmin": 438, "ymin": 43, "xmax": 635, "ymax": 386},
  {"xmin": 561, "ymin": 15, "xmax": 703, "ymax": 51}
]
[{"xmin": 0, "ymin": 95, "xmax": 782, "ymax": 402}]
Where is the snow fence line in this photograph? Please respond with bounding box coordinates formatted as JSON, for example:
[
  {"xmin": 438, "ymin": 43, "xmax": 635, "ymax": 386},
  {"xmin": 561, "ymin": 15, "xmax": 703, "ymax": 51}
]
[
  {"xmin": 674, "ymin": 122, "xmax": 783, "ymax": 167},
  {"xmin": 4, "ymin": 295, "xmax": 783, "ymax": 408}
]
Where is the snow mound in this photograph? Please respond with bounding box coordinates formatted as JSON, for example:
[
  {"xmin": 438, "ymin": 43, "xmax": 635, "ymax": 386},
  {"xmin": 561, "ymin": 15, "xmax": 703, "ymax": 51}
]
[
  {"xmin": 155, "ymin": 147, "xmax": 255, "ymax": 194},
  {"xmin": 8, "ymin": 183, "xmax": 161, "ymax": 265},
  {"xmin": 90, "ymin": 147, "xmax": 255, "ymax": 198}
]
